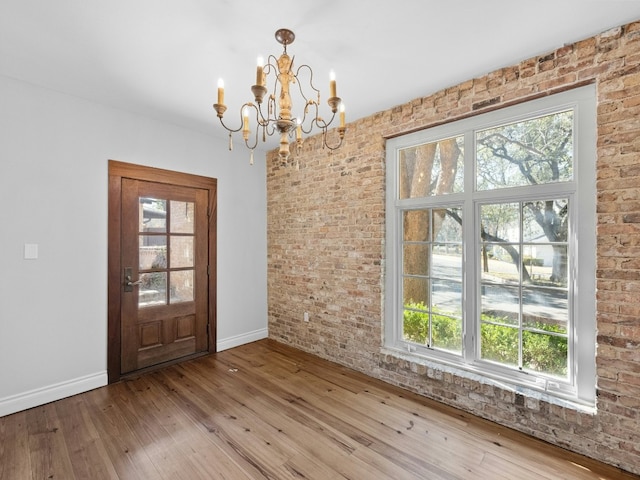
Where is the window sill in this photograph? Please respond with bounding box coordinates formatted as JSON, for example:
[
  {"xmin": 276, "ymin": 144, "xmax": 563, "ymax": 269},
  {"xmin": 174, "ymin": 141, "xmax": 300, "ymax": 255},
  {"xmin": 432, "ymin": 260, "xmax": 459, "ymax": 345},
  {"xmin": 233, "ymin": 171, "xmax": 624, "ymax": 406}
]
[{"xmin": 380, "ymin": 346, "xmax": 596, "ymax": 415}]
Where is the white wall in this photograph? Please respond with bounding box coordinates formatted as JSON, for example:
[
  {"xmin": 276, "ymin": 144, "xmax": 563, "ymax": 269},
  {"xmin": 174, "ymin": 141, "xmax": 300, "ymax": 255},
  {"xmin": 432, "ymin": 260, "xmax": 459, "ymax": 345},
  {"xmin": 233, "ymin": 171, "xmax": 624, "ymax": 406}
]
[{"xmin": 0, "ymin": 75, "xmax": 268, "ymax": 416}]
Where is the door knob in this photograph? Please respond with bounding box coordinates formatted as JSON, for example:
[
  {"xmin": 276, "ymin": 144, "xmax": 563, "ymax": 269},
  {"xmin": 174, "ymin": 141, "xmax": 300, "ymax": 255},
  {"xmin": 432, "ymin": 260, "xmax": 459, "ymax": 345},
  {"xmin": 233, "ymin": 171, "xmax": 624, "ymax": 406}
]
[{"xmin": 123, "ymin": 267, "xmax": 142, "ymax": 292}]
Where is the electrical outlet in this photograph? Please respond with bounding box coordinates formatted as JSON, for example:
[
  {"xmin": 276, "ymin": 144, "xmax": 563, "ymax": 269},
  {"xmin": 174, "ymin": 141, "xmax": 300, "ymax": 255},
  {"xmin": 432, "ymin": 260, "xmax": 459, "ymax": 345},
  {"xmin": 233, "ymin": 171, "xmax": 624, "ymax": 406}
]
[{"xmin": 303, "ymin": 312, "xmax": 309, "ymax": 322}]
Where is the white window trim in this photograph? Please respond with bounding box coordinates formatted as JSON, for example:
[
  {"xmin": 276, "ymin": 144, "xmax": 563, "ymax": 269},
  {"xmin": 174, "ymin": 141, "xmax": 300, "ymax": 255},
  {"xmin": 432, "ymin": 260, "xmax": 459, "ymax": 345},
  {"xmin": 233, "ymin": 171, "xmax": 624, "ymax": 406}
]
[{"xmin": 384, "ymin": 85, "xmax": 596, "ymax": 408}]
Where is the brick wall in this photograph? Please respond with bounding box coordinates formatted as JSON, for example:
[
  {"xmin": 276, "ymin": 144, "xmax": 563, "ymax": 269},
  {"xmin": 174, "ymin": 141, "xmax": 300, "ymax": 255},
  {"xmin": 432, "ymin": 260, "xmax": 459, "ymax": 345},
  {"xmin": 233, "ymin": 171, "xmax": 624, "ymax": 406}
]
[{"xmin": 267, "ymin": 21, "xmax": 640, "ymax": 474}]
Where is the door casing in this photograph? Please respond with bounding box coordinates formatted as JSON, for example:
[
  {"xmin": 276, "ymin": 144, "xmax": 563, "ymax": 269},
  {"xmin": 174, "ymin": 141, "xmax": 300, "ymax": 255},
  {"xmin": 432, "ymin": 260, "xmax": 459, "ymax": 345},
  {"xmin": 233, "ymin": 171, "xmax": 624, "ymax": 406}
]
[{"xmin": 108, "ymin": 160, "xmax": 217, "ymax": 383}]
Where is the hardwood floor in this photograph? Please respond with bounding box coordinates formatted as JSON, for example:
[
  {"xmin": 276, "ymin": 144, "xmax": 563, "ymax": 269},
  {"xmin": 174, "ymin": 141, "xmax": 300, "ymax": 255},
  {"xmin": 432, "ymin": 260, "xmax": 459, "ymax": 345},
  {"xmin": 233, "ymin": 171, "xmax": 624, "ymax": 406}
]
[{"xmin": 1, "ymin": 339, "xmax": 637, "ymax": 480}]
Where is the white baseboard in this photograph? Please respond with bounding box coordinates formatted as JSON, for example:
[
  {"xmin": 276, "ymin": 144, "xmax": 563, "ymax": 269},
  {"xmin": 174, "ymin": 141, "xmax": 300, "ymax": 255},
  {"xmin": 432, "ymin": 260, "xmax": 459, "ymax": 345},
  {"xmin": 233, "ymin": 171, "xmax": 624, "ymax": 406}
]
[
  {"xmin": 217, "ymin": 327, "xmax": 268, "ymax": 352},
  {"xmin": 0, "ymin": 371, "xmax": 108, "ymax": 417},
  {"xmin": 0, "ymin": 329, "xmax": 268, "ymax": 417}
]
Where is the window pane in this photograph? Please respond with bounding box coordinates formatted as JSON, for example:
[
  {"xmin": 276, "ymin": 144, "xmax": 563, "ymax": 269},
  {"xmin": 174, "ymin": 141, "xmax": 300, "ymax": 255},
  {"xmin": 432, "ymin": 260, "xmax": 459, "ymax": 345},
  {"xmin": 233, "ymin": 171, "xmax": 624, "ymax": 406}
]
[
  {"xmin": 139, "ymin": 272, "xmax": 166, "ymax": 307},
  {"xmin": 139, "ymin": 236, "xmax": 167, "ymax": 270},
  {"xmin": 139, "ymin": 197, "xmax": 166, "ymax": 232},
  {"xmin": 481, "ymin": 323, "xmax": 518, "ymax": 367},
  {"xmin": 403, "ymin": 308, "xmax": 428, "ymax": 344},
  {"xmin": 432, "ymin": 208, "xmax": 462, "ymax": 243},
  {"xmin": 404, "ymin": 277, "xmax": 429, "ymax": 306},
  {"xmin": 170, "ymin": 200, "xmax": 195, "ymax": 234},
  {"xmin": 403, "ymin": 205, "xmax": 464, "ymax": 352},
  {"xmin": 523, "ymin": 331, "xmax": 567, "ymax": 377},
  {"xmin": 404, "ymin": 243, "xmax": 430, "ymax": 276},
  {"xmin": 480, "ymin": 203, "xmax": 520, "ymax": 243},
  {"xmin": 480, "ymin": 244, "xmax": 520, "ymax": 285},
  {"xmin": 399, "ymin": 136, "xmax": 464, "ymax": 199},
  {"xmin": 432, "ymin": 314, "xmax": 462, "ymax": 352},
  {"xmin": 170, "ymin": 270, "xmax": 194, "ymax": 303},
  {"xmin": 523, "ymin": 199, "xmax": 568, "ymax": 243},
  {"xmin": 480, "ymin": 284, "xmax": 519, "ymax": 326},
  {"xmin": 432, "ymin": 279, "xmax": 462, "ymax": 317},
  {"xmin": 476, "ymin": 110, "xmax": 573, "ymax": 191},
  {"xmin": 170, "ymin": 236, "xmax": 194, "ymax": 268},
  {"xmin": 522, "ymin": 286, "xmax": 568, "ymax": 334},
  {"xmin": 432, "ymin": 250, "xmax": 462, "ymax": 280},
  {"xmin": 523, "ymin": 246, "xmax": 568, "ymax": 288},
  {"xmin": 479, "ymin": 197, "xmax": 571, "ymax": 372},
  {"xmin": 403, "ymin": 210, "xmax": 430, "ymax": 241}
]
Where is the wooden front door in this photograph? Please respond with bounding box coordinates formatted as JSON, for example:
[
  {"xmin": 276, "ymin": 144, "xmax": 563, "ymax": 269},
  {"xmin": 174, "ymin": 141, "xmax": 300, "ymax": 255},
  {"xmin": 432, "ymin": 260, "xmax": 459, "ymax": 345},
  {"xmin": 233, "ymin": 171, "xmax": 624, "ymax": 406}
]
[
  {"xmin": 121, "ymin": 179, "xmax": 208, "ymax": 373},
  {"xmin": 108, "ymin": 161, "xmax": 217, "ymax": 382}
]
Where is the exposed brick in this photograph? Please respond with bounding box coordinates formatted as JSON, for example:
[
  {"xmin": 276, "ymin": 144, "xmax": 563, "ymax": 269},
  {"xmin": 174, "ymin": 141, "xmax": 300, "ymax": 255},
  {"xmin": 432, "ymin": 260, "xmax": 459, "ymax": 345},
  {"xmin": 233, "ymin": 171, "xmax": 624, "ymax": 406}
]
[{"xmin": 267, "ymin": 18, "xmax": 640, "ymax": 477}]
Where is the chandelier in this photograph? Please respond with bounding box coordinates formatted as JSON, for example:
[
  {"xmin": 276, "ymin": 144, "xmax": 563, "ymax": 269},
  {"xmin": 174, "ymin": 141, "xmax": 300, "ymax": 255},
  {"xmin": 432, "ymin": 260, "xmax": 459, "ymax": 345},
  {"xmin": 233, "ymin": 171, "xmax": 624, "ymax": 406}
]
[{"xmin": 213, "ymin": 28, "xmax": 346, "ymax": 163}]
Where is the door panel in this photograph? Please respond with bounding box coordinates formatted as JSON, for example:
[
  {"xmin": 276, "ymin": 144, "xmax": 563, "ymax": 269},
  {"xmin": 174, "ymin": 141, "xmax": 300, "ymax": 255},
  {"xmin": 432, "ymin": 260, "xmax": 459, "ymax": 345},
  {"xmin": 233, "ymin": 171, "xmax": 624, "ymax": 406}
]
[{"xmin": 120, "ymin": 179, "xmax": 208, "ymax": 374}]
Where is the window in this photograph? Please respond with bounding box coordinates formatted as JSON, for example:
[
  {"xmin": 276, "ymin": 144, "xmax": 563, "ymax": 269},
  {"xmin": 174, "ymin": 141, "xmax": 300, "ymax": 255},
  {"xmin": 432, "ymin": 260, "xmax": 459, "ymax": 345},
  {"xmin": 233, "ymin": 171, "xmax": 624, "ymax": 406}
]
[{"xmin": 385, "ymin": 86, "xmax": 596, "ymax": 406}]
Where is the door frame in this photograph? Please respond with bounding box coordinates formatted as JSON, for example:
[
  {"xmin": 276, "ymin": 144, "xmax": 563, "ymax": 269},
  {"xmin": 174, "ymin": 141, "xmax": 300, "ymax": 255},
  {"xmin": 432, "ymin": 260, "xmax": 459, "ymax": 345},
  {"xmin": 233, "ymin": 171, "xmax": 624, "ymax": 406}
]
[{"xmin": 108, "ymin": 160, "xmax": 217, "ymax": 383}]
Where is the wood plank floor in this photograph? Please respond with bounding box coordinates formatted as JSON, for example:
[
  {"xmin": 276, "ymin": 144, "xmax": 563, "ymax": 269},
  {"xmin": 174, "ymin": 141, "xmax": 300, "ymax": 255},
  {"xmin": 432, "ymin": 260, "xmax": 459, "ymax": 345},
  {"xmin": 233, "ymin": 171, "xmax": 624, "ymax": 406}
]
[{"xmin": 1, "ymin": 339, "xmax": 637, "ymax": 480}]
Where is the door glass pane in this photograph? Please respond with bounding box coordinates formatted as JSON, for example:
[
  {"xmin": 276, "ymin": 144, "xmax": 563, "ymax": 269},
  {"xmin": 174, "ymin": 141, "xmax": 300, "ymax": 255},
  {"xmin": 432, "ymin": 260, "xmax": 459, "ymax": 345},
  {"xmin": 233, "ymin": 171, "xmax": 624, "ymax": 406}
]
[
  {"xmin": 399, "ymin": 136, "xmax": 464, "ymax": 199},
  {"xmin": 170, "ymin": 236, "xmax": 194, "ymax": 268},
  {"xmin": 476, "ymin": 110, "xmax": 573, "ymax": 191},
  {"xmin": 139, "ymin": 272, "xmax": 167, "ymax": 307},
  {"xmin": 140, "ymin": 198, "xmax": 167, "ymax": 232},
  {"xmin": 170, "ymin": 270, "xmax": 194, "ymax": 303},
  {"xmin": 171, "ymin": 201, "xmax": 195, "ymax": 233},
  {"xmin": 139, "ymin": 236, "xmax": 167, "ymax": 270}
]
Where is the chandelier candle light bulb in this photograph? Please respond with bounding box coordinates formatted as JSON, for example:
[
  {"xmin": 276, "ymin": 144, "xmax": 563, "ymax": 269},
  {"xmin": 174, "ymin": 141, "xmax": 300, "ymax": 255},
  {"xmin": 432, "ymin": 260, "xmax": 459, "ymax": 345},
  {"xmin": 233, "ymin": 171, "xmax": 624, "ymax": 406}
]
[
  {"xmin": 217, "ymin": 78, "xmax": 224, "ymax": 105},
  {"xmin": 329, "ymin": 70, "xmax": 337, "ymax": 98},
  {"xmin": 242, "ymin": 106, "xmax": 249, "ymax": 139},
  {"xmin": 340, "ymin": 103, "xmax": 345, "ymax": 128},
  {"xmin": 256, "ymin": 57, "xmax": 264, "ymax": 86}
]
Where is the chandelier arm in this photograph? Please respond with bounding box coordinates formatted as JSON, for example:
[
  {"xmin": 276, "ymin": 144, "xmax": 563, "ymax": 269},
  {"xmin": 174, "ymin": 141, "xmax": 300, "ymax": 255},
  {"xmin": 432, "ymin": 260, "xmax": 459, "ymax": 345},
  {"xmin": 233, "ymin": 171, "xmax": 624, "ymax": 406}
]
[
  {"xmin": 255, "ymin": 101, "xmax": 270, "ymax": 127},
  {"xmin": 265, "ymin": 64, "xmax": 281, "ymax": 121},
  {"xmin": 264, "ymin": 121, "xmax": 277, "ymax": 137},
  {"xmin": 245, "ymin": 104, "xmax": 267, "ymax": 151},
  {"xmin": 294, "ymin": 64, "xmax": 321, "ymax": 104},
  {"xmin": 256, "ymin": 99, "xmax": 278, "ymax": 137},
  {"xmin": 244, "ymin": 127, "xmax": 260, "ymax": 151},
  {"xmin": 321, "ymin": 127, "xmax": 347, "ymax": 151},
  {"xmin": 264, "ymin": 55, "xmax": 279, "ymax": 74},
  {"xmin": 220, "ymin": 102, "xmax": 260, "ymax": 134},
  {"xmin": 312, "ymin": 111, "xmax": 338, "ymax": 130},
  {"xmin": 218, "ymin": 116, "xmax": 244, "ymax": 134},
  {"xmin": 299, "ymin": 101, "xmax": 320, "ymax": 135}
]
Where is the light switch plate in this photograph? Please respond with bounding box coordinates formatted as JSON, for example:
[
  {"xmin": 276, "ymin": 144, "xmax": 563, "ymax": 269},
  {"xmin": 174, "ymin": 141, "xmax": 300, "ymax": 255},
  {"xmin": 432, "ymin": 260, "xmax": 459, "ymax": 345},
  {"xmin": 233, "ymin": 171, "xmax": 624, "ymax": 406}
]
[{"xmin": 24, "ymin": 243, "xmax": 38, "ymax": 259}]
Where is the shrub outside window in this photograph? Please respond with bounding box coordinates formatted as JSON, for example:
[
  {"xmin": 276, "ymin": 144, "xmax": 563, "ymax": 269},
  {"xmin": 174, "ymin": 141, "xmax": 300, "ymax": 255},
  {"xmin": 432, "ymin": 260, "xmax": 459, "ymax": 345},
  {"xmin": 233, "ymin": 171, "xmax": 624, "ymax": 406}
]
[{"xmin": 385, "ymin": 86, "xmax": 596, "ymax": 406}]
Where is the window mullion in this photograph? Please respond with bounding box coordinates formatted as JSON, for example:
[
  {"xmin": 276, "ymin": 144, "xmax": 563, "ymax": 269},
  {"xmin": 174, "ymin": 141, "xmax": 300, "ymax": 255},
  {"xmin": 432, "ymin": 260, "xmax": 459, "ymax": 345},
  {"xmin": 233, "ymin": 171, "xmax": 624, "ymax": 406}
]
[
  {"xmin": 518, "ymin": 202, "xmax": 524, "ymax": 371},
  {"xmin": 463, "ymin": 129, "xmax": 476, "ymax": 362}
]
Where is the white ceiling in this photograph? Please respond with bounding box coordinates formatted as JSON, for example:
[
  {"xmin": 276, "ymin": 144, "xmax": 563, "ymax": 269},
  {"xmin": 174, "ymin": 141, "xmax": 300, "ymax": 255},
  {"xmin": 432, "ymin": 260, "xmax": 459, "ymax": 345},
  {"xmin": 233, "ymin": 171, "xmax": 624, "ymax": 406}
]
[{"xmin": 2, "ymin": 1, "xmax": 640, "ymax": 151}]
